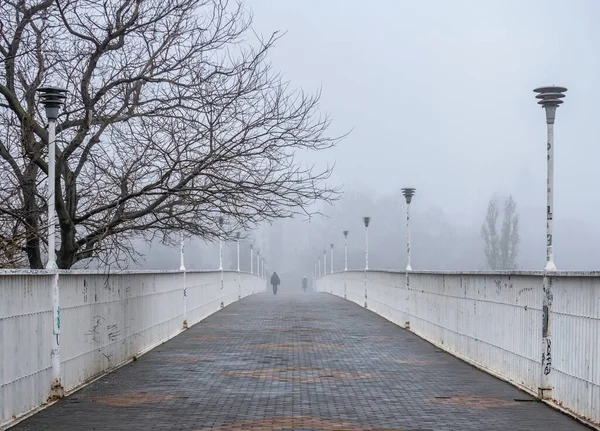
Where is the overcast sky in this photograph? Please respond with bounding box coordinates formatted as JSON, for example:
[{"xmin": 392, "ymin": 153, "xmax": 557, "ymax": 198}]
[{"xmin": 246, "ymin": 0, "xmax": 600, "ymax": 224}]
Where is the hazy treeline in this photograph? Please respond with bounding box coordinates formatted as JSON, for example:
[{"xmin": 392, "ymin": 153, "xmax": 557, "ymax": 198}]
[{"xmin": 130, "ymin": 185, "xmax": 600, "ymax": 278}]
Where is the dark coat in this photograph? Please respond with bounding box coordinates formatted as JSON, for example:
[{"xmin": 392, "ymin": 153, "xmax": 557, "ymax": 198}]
[{"xmin": 270, "ymin": 272, "xmax": 280, "ymax": 286}]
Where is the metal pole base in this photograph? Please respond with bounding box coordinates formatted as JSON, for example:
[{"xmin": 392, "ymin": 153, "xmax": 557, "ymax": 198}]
[
  {"xmin": 48, "ymin": 380, "xmax": 64, "ymax": 401},
  {"xmin": 538, "ymin": 387, "xmax": 552, "ymax": 400}
]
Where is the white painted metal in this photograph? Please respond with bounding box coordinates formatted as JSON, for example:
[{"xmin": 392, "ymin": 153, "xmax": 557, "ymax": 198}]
[
  {"xmin": 330, "ymin": 244, "xmax": 334, "ymax": 274},
  {"xmin": 551, "ymin": 276, "xmax": 600, "ymax": 424},
  {"xmin": 344, "ymin": 233, "xmax": 348, "ymax": 271},
  {"xmin": 0, "ymin": 270, "xmax": 265, "ymax": 428},
  {"xmin": 406, "ymin": 200, "xmax": 412, "ymax": 272},
  {"xmin": 1, "ymin": 272, "xmax": 53, "ymax": 427},
  {"xmin": 45, "ymin": 119, "xmax": 63, "ymax": 399},
  {"xmin": 545, "ymin": 120, "xmax": 556, "ymax": 272},
  {"xmin": 219, "ymin": 240, "xmax": 223, "ymax": 271},
  {"xmin": 180, "ymin": 238, "xmax": 187, "ymax": 329},
  {"xmin": 46, "ymin": 120, "xmax": 57, "ymax": 273},
  {"xmin": 316, "ymin": 270, "xmax": 600, "ymax": 427},
  {"xmin": 364, "ymin": 226, "xmax": 369, "ymax": 270}
]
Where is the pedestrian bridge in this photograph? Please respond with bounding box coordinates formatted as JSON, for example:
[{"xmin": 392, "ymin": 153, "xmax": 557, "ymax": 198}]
[{"xmin": 1, "ymin": 269, "xmax": 599, "ymax": 430}]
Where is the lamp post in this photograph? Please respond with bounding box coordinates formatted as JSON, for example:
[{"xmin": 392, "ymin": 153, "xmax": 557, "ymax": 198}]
[
  {"xmin": 534, "ymin": 86, "xmax": 567, "ymax": 272},
  {"xmin": 217, "ymin": 216, "xmax": 224, "ymax": 270},
  {"xmin": 343, "ymin": 230, "xmax": 349, "ymax": 271},
  {"xmin": 330, "ymin": 243, "xmax": 334, "ymax": 274},
  {"xmin": 180, "ymin": 231, "xmax": 187, "ymax": 328},
  {"xmin": 256, "ymin": 250, "xmax": 260, "ymax": 275},
  {"xmin": 236, "ymin": 232, "xmax": 241, "ymax": 272},
  {"xmin": 318, "ymin": 256, "xmax": 321, "ymax": 277},
  {"xmin": 401, "ymin": 188, "xmax": 416, "ymax": 271},
  {"xmin": 37, "ymin": 86, "xmax": 67, "ymax": 399},
  {"xmin": 534, "ymin": 85, "xmax": 567, "ymax": 400},
  {"xmin": 363, "ymin": 217, "xmax": 371, "ymax": 270}
]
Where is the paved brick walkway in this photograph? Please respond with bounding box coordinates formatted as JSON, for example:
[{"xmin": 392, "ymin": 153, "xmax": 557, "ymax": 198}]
[{"xmin": 10, "ymin": 292, "xmax": 590, "ymax": 430}]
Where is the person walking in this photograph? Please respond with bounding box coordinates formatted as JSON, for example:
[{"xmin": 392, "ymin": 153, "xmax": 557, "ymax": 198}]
[
  {"xmin": 270, "ymin": 271, "xmax": 280, "ymax": 295},
  {"xmin": 302, "ymin": 276, "xmax": 308, "ymax": 292}
]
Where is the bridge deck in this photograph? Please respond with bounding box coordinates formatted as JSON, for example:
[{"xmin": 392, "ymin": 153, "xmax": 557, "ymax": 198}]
[{"xmin": 10, "ymin": 292, "xmax": 588, "ymax": 431}]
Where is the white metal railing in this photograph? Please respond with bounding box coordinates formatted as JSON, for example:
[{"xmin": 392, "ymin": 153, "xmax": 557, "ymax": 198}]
[
  {"xmin": 316, "ymin": 270, "xmax": 600, "ymax": 427},
  {"xmin": 0, "ymin": 269, "xmax": 265, "ymax": 427}
]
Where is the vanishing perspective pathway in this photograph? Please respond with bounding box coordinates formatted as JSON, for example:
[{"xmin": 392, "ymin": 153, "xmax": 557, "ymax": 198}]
[{"xmin": 10, "ymin": 292, "xmax": 590, "ymax": 430}]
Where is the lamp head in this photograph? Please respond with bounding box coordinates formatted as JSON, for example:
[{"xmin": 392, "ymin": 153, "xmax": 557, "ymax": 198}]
[
  {"xmin": 401, "ymin": 188, "xmax": 416, "ymax": 204},
  {"xmin": 534, "ymin": 86, "xmax": 567, "ymax": 124},
  {"xmin": 37, "ymin": 86, "xmax": 68, "ymax": 120}
]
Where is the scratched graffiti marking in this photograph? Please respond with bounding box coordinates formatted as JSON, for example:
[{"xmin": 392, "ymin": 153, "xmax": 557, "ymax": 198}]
[
  {"xmin": 107, "ymin": 324, "xmax": 121, "ymax": 342},
  {"xmin": 85, "ymin": 316, "xmax": 105, "ymax": 344},
  {"xmin": 543, "ymin": 339, "xmax": 552, "ymax": 375}
]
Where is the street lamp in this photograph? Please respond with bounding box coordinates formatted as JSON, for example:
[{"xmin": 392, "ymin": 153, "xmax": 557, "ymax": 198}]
[
  {"xmin": 256, "ymin": 250, "xmax": 261, "ymax": 276},
  {"xmin": 534, "ymin": 85, "xmax": 566, "ymax": 400},
  {"xmin": 401, "ymin": 188, "xmax": 416, "ymax": 271},
  {"xmin": 236, "ymin": 232, "xmax": 241, "ymax": 272},
  {"xmin": 330, "ymin": 243, "xmax": 334, "ymax": 274},
  {"xmin": 363, "ymin": 217, "xmax": 371, "ymax": 270},
  {"xmin": 37, "ymin": 85, "xmax": 67, "ymax": 399},
  {"xmin": 343, "ymin": 230, "xmax": 349, "ymax": 271},
  {"xmin": 534, "ymin": 86, "xmax": 567, "ymax": 272},
  {"xmin": 318, "ymin": 255, "xmax": 321, "ymax": 277},
  {"xmin": 217, "ymin": 216, "xmax": 224, "ymax": 270}
]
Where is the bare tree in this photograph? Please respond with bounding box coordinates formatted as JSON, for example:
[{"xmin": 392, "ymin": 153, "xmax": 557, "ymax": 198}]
[
  {"xmin": 0, "ymin": 0, "xmax": 342, "ymax": 269},
  {"xmin": 481, "ymin": 195, "xmax": 519, "ymax": 270}
]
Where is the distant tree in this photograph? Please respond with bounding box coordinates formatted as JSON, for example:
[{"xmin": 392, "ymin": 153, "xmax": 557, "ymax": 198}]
[{"xmin": 481, "ymin": 195, "xmax": 520, "ymax": 270}]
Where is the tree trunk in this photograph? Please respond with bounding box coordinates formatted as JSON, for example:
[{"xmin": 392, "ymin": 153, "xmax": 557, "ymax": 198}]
[{"xmin": 22, "ymin": 164, "xmax": 43, "ymax": 269}]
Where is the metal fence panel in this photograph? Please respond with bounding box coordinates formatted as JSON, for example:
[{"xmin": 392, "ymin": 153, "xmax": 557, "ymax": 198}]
[
  {"xmin": 316, "ymin": 270, "xmax": 598, "ymax": 426},
  {"xmin": 0, "ymin": 270, "xmax": 264, "ymax": 427}
]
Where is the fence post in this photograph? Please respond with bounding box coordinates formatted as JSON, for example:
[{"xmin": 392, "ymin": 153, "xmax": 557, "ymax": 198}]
[{"xmin": 539, "ymin": 274, "xmax": 553, "ymax": 399}]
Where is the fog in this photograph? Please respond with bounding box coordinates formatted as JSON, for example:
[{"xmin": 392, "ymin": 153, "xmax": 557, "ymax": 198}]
[{"xmin": 130, "ymin": 0, "xmax": 600, "ymax": 277}]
